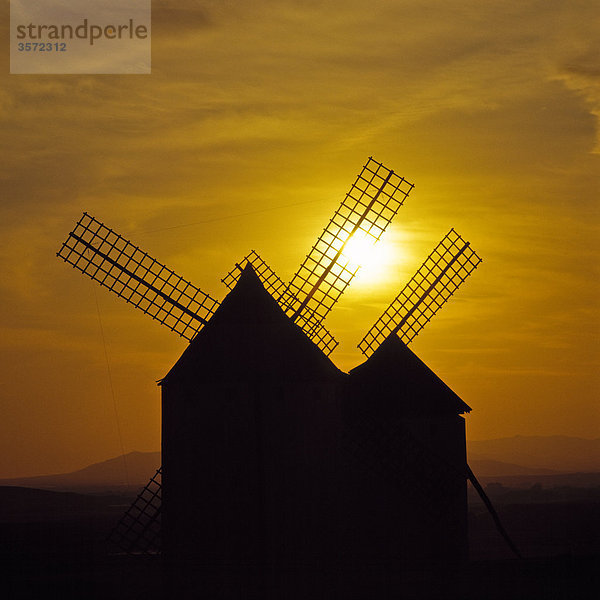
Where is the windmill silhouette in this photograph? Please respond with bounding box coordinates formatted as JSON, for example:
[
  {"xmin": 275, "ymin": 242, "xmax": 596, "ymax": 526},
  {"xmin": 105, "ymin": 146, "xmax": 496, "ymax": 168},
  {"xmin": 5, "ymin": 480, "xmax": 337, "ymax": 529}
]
[
  {"xmin": 57, "ymin": 158, "xmax": 413, "ymax": 552},
  {"xmin": 56, "ymin": 157, "xmax": 507, "ymax": 566}
]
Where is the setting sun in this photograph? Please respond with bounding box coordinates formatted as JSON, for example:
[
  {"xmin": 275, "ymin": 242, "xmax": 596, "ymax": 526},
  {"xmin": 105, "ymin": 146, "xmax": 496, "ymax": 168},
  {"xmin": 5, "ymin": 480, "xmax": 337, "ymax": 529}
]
[{"xmin": 342, "ymin": 230, "xmax": 406, "ymax": 287}]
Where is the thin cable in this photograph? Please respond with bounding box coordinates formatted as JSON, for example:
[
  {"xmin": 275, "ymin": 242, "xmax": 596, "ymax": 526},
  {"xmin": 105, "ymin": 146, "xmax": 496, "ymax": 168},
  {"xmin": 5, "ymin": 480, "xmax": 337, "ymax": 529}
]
[
  {"xmin": 135, "ymin": 197, "xmax": 323, "ymax": 235},
  {"xmin": 93, "ymin": 286, "xmax": 131, "ymax": 490}
]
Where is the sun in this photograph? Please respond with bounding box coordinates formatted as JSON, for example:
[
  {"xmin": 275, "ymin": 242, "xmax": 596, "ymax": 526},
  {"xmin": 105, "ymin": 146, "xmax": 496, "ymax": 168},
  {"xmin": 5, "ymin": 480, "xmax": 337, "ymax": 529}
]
[
  {"xmin": 341, "ymin": 230, "xmax": 400, "ymax": 286},
  {"xmin": 342, "ymin": 232, "xmax": 377, "ymax": 267}
]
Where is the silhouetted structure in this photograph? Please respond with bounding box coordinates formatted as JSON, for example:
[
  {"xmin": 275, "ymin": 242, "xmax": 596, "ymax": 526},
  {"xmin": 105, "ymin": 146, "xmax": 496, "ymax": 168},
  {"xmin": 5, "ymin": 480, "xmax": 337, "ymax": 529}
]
[
  {"xmin": 160, "ymin": 266, "xmax": 345, "ymax": 561},
  {"xmin": 160, "ymin": 266, "xmax": 471, "ymax": 570},
  {"xmin": 343, "ymin": 334, "xmax": 470, "ymax": 566},
  {"xmin": 56, "ymin": 159, "xmax": 495, "ymax": 594}
]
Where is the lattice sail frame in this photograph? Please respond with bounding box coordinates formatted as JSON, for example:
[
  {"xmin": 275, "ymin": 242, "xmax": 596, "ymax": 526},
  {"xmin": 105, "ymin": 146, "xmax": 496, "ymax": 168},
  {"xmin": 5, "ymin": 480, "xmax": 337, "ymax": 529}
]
[
  {"xmin": 221, "ymin": 250, "xmax": 287, "ymax": 297},
  {"xmin": 108, "ymin": 468, "xmax": 162, "ymax": 555},
  {"xmin": 57, "ymin": 213, "xmax": 220, "ymax": 341},
  {"xmin": 280, "ymin": 157, "xmax": 414, "ymax": 327},
  {"xmin": 222, "ymin": 250, "xmax": 338, "ymax": 355},
  {"xmin": 358, "ymin": 229, "xmax": 482, "ymax": 356}
]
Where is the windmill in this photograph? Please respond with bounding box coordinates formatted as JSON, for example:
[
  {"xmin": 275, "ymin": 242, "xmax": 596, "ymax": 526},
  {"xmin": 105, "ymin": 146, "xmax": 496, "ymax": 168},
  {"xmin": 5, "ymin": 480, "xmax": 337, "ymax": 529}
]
[
  {"xmin": 56, "ymin": 157, "xmax": 414, "ymax": 554},
  {"xmin": 342, "ymin": 229, "xmax": 519, "ymax": 561},
  {"xmin": 57, "ymin": 157, "xmax": 514, "ymax": 567},
  {"xmin": 341, "ymin": 229, "xmax": 482, "ymax": 563}
]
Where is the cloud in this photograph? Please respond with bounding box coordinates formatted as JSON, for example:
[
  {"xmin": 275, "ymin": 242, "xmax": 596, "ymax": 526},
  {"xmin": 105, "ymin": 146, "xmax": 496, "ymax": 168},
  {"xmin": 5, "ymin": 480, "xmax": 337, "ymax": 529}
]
[
  {"xmin": 553, "ymin": 48, "xmax": 600, "ymax": 152},
  {"xmin": 2, "ymin": 0, "xmax": 598, "ymax": 215},
  {"xmin": 151, "ymin": 1, "xmax": 211, "ymax": 37}
]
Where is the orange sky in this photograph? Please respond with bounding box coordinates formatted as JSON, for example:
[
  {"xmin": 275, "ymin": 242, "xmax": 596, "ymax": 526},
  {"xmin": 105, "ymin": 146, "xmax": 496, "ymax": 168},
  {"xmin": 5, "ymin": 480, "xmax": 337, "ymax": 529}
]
[{"xmin": 1, "ymin": 1, "xmax": 599, "ymax": 478}]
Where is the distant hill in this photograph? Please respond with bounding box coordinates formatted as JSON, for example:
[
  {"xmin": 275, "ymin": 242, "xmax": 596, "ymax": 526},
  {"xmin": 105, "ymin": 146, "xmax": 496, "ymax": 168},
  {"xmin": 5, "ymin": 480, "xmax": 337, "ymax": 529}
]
[
  {"xmin": 468, "ymin": 459, "xmax": 559, "ymax": 477},
  {"xmin": 467, "ymin": 436, "xmax": 600, "ymax": 473},
  {"xmin": 0, "ymin": 451, "xmax": 161, "ymax": 492},
  {"xmin": 2, "ymin": 435, "xmax": 598, "ymax": 492},
  {"xmin": 0, "ymin": 486, "xmax": 131, "ymax": 522},
  {"xmin": 476, "ymin": 471, "xmax": 600, "ymax": 489}
]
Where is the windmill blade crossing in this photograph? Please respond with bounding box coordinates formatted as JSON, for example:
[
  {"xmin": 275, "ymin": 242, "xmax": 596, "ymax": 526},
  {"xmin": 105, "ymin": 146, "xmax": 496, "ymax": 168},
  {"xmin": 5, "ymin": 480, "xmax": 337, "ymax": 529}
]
[
  {"xmin": 57, "ymin": 213, "xmax": 220, "ymax": 341},
  {"xmin": 359, "ymin": 229, "xmax": 482, "ymax": 356},
  {"xmin": 222, "ymin": 250, "xmax": 338, "ymax": 355},
  {"xmin": 281, "ymin": 157, "xmax": 414, "ymax": 328},
  {"xmin": 221, "ymin": 250, "xmax": 287, "ymax": 298}
]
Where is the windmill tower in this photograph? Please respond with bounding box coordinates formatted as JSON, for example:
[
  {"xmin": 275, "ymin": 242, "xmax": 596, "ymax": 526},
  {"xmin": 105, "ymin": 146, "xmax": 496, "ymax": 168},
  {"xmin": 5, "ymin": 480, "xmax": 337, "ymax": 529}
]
[
  {"xmin": 56, "ymin": 158, "xmax": 416, "ymax": 559},
  {"xmin": 342, "ymin": 230, "xmax": 482, "ymax": 566},
  {"xmin": 160, "ymin": 265, "xmax": 346, "ymax": 561}
]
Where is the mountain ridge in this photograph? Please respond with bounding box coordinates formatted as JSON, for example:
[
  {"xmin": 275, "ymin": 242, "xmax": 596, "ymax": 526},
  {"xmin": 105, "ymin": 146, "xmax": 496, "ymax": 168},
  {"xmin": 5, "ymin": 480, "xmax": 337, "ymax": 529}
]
[
  {"xmin": 467, "ymin": 435, "xmax": 600, "ymax": 472},
  {"xmin": 1, "ymin": 435, "xmax": 598, "ymax": 490},
  {"xmin": 0, "ymin": 451, "xmax": 161, "ymax": 491}
]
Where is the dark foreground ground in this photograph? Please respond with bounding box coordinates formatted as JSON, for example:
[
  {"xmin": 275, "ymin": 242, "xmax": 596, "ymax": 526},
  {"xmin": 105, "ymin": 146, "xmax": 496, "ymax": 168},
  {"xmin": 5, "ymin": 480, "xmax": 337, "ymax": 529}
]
[
  {"xmin": 1, "ymin": 485, "xmax": 598, "ymax": 599},
  {"xmin": 3, "ymin": 551, "xmax": 599, "ymax": 600}
]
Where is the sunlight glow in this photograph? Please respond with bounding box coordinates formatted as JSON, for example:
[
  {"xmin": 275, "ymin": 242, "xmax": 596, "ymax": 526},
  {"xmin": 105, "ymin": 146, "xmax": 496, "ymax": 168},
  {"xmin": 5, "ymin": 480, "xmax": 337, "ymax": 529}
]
[{"xmin": 342, "ymin": 231, "xmax": 404, "ymax": 287}]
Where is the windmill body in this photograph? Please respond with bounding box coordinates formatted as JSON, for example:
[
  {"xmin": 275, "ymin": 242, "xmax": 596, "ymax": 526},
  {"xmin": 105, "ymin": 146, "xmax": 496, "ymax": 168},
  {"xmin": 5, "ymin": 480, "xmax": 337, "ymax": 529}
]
[
  {"xmin": 343, "ymin": 335, "xmax": 470, "ymax": 564},
  {"xmin": 160, "ymin": 266, "xmax": 345, "ymax": 560},
  {"xmin": 161, "ymin": 267, "xmax": 470, "ymax": 565}
]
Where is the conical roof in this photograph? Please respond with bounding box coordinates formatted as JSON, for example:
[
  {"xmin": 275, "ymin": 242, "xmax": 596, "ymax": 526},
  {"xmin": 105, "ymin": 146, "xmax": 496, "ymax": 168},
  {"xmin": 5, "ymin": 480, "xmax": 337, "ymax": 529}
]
[
  {"xmin": 347, "ymin": 334, "xmax": 471, "ymax": 416},
  {"xmin": 161, "ymin": 265, "xmax": 344, "ymax": 386}
]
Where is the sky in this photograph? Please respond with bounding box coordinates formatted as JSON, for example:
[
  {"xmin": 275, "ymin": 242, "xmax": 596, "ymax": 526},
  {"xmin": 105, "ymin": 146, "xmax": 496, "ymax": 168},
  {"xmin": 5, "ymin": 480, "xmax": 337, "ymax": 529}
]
[{"xmin": 0, "ymin": 0, "xmax": 598, "ymax": 478}]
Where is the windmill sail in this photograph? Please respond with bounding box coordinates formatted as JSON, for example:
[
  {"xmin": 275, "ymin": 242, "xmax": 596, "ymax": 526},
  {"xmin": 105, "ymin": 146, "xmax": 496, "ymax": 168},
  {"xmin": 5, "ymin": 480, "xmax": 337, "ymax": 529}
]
[
  {"xmin": 222, "ymin": 250, "xmax": 338, "ymax": 355},
  {"xmin": 221, "ymin": 250, "xmax": 287, "ymax": 298},
  {"xmin": 108, "ymin": 468, "xmax": 162, "ymax": 555},
  {"xmin": 358, "ymin": 229, "xmax": 482, "ymax": 357},
  {"xmin": 57, "ymin": 213, "xmax": 220, "ymax": 341},
  {"xmin": 280, "ymin": 157, "xmax": 414, "ymax": 329}
]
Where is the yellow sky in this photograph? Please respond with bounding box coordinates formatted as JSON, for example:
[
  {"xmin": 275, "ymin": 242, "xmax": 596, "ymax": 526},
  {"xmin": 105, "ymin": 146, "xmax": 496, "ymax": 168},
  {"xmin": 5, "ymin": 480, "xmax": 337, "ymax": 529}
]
[{"xmin": 1, "ymin": 1, "xmax": 599, "ymax": 478}]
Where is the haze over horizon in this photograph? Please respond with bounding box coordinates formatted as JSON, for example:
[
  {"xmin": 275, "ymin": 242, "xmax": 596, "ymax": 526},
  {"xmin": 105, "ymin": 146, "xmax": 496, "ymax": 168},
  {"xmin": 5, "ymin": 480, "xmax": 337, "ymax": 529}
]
[
  {"xmin": 3, "ymin": 434, "xmax": 599, "ymax": 482},
  {"xmin": 1, "ymin": 1, "xmax": 598, "ymax": 479}
]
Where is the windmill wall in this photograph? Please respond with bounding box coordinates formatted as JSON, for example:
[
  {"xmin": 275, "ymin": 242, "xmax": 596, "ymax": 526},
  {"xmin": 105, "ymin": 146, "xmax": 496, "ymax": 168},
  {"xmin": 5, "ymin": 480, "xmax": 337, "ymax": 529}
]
[
  {"xmin": 342, "ymin": 335, "xmax": 470, "ymax": 565},
  {"xmin": 162, "ymin": 379, "xmax": 343, "ymax": 560}
]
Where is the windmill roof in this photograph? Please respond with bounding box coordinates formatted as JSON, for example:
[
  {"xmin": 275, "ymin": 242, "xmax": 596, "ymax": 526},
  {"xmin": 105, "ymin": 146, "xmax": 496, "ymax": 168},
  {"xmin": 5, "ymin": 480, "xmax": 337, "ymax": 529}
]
[
  {"xmin": 347, "ymin": 334, "xmax": 471, "ymax": 416},
  {"xmin": 161, "ymin": 265, "xmax": 344, "ymax": 386}
]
